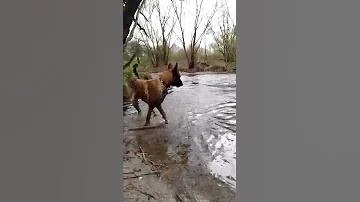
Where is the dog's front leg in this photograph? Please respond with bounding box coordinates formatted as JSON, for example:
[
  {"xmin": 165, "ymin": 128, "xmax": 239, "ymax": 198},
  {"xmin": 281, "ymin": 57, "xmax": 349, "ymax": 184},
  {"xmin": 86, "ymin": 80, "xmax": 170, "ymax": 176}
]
[{"xmin": 144, "ymin": 106, "xmax": 154, "ymax": 126}]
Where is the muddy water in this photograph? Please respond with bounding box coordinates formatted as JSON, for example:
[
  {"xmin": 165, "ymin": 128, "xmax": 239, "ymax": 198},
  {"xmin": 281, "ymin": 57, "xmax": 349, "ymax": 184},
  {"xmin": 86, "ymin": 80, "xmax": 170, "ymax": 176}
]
[{"xmin": 124, "ymin": 73, "xmax": 236, "ymax": 201}]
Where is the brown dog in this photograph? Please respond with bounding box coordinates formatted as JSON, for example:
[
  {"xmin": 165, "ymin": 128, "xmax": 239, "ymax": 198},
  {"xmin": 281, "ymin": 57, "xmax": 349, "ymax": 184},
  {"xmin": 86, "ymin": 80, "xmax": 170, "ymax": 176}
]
[
  {"xmin": 129, "ymin": 63, "xmax": 183, "ymax": 126},
  {"xmin": 130, "ymin": 63, "xmax": 156, "ymax": 116}
]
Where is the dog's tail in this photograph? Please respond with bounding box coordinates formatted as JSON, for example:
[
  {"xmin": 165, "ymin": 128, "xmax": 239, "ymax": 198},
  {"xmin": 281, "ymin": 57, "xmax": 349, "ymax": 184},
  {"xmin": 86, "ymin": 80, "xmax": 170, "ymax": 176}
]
[
  {"xmin": 128, "ymin": 60, "xmax": 140, "ymax": 90},
  {"xmin": 132, "ymin": 63, "xmax": 140, "ymax": 79}
]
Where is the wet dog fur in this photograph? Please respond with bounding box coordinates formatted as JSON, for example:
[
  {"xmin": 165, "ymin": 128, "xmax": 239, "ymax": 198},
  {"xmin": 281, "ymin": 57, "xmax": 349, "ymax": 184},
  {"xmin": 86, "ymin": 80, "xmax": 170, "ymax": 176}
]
[{"xmin": 129, "ymin": 63, "xmax": 183, "ymax": 126}]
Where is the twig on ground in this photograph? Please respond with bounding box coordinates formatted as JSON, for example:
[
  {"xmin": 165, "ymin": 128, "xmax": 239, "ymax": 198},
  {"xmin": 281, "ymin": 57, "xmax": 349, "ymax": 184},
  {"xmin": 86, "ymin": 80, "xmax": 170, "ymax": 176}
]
[
  {"xmin": 148, "ymin": 159, "xmax": 162, "ymax": 167},
  {"xmin": 193, "ymin": 194, "xmax": 200, "ymax": 202},
  {"xmin": 175, "ymin": 194, "xmax": 186, "ymax": 202},
  {"xmin": 133, "ymin": 187, "xmax": 156, "ymax": 200},
  {"xmin": 123, "ymin": 155, "xmax": 134, "ymax": 161},
  {"xmin": 123, "ymin": 171, "xmax": 160, "ymax": 180},
  {"xmin": 128, "ymin": 124, "xmax": 165, "ymax": 131},
  {"xmin": 123, "ymin": 171, "xmax": 135, "ymax": 175},
  {"xmin": 139, "ymin": 146, "xmax": 148, "ymax": 164},
  {"xmin": 159, "ymin": 170, "xmax": 169, "ymax": 180},
  {"xmin": 159, "ymin": 167, "xmax": 173, "ymax": 179}
]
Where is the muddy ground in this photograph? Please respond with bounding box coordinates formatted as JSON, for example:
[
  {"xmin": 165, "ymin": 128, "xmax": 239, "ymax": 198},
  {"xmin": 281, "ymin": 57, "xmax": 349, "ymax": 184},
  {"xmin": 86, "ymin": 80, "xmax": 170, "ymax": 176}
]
[{"xmin": 123, "ymin": 73, "xmax": 236, "ymax": 202}]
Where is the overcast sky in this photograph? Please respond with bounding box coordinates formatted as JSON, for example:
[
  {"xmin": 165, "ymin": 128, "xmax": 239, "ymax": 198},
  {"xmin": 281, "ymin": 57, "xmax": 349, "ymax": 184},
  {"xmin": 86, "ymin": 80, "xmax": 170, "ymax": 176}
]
[{"xmin": 132, "ymin": 0, "xmax": 236, "ymax": 49}]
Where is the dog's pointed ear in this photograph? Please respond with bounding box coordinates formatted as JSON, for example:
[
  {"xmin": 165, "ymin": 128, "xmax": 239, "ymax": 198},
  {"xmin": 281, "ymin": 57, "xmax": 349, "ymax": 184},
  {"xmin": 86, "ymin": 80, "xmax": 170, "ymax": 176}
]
[
  {"xmin": 167, "ymin": 63, "xmax": 173, "ymax": 70},
  {"xmin": 172, "ymin": 63, "xmax": 178, "ymax": 72}
]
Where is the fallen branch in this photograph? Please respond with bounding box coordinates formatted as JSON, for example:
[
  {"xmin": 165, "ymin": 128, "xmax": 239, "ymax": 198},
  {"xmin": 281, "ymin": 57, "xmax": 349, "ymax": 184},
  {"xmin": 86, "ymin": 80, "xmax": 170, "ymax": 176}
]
[
  {"xmin": 128, "ymin": 123, "xmax": 165, "ymax": 131},
  {"xmin": 139, "ymin": 146, "xmax": 148, "ymax": 164},
  {"xmin": 133, "ymin": 187, "xmax": 156, "ymax": 200},
  {"xmin": 123, "ymin": 171, "xmax": 160, "ymax": 180},
  {"xmin": 175, "ymin": 194, "xmax": 186, "ymax": 202}
]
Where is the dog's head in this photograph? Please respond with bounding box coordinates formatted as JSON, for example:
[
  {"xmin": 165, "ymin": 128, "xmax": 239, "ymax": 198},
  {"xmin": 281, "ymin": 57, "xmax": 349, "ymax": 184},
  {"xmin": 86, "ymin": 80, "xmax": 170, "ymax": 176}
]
[{"xmin": 160, "ymin": 63, "xmax": 183, "ymax": 88}]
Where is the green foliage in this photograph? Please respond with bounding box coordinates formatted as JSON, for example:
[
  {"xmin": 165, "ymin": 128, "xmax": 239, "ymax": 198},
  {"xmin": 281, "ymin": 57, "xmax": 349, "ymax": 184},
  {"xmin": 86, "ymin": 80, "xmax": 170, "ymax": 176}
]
[
  {"xmin": 123, "ymin": 66, "xmax": 133, "ymax": 83},
  {"xmin": 123, "ymin": 40, "xmax": 146, "ymax": 61},
  {"xmin": 123, "ymin": 61, "xmax": 148, "ymax": 84},
  {"xmin": 141, "ymin": 43, "xmax": 172, "ymax": 67}
]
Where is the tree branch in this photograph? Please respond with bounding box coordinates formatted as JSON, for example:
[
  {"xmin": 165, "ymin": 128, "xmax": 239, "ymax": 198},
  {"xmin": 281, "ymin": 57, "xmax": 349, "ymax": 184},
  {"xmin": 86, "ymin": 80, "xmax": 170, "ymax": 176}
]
[{"xmin": 124, "ymin": 0, "xmax": 146, "ymax": 48}]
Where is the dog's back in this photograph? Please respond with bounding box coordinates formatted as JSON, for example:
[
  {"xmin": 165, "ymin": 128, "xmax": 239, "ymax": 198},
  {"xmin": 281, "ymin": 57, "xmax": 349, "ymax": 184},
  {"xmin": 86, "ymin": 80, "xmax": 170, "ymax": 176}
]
[{"xmin": 131, "ymin": 74, "xmax": 165, "ymax": 104}]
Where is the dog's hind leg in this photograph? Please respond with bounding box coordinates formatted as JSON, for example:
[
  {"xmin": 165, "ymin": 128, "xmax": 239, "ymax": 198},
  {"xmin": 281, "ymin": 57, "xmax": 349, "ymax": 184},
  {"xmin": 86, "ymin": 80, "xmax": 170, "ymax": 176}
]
[
  {"xmin": 145, "ymin": 106, "xmax": 155, "ymax": 126},
  {"xmin": 156, "ymin": 104, "xmax": 168, "ymax": 124},
  {"xmin": 132, "ymin": 95, "xmax": 141, "ymax": 114}
]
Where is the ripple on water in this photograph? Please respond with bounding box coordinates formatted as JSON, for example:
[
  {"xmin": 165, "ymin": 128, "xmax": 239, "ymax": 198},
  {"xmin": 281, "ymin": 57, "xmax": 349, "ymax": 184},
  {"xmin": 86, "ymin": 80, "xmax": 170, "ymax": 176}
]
[
  {"xmin": 207, "ymin": 131, "xmax": 236, "ymax": 189},
  {"xmin": 188, "ymin": 96, "xmax": 236, "ymax": 188}
]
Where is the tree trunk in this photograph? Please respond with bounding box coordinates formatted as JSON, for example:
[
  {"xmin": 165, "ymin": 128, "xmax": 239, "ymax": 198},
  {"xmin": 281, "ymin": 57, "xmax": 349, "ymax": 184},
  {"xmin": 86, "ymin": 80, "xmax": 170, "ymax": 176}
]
[
  {"xmin": 189, "ymin": 31, "xmax": 197, "ymax": 69},
  {"xmin": 165, "ymin": 48, "xmax": 170, "ymax": 65},
  {"xmin": 161, "ymin": 27, "xmax": 168, "ymax": 65},
  {"xmin": 123, "ymin": 0, "xmax": 142, "ymax": 44},
  {"xmin": 189, "ymin": 53, "xmax": 196, "ymax": 69},
  {"xmin": 204, "ymin": 40, "xmax": 207, "ymax": 62}
]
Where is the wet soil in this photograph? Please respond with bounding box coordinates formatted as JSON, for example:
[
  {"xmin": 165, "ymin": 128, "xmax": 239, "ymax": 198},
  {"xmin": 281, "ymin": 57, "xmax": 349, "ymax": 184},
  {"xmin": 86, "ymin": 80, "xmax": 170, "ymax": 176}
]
[{"xmin": 123, "ymin": 73, "xmax": 236, "ymax": 202}]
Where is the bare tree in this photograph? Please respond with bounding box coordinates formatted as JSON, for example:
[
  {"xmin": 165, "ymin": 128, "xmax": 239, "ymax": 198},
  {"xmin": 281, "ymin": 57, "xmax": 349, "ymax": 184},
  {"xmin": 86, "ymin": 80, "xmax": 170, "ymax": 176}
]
[
  {"xmin": 203, "ymin": 27, "xmax": 213, "ymax": 62},
  {"xmin": 136, "ymin": 1, "xmax": 161, "ymax": 67},
  {"xmin": 171, "ymin": 0, "xmax": 219, "ymax": 69},
  {"xmin": 135, "ymin": 0, "xmax": 177, "ymax": 67},
  {"xmin": 155, "ymin": 0, "xmax": 177, "ymax": 65},
  {"xmin": 209, "ymin": 0, "xmax": 236, "ymax": 64}
]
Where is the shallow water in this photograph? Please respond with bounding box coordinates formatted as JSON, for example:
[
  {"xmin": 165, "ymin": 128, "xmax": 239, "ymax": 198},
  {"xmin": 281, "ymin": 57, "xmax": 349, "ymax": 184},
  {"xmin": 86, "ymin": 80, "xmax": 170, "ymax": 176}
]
[{"xmin": 125, "ymin": 73, "xmax": 236, "ymax": 190}]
